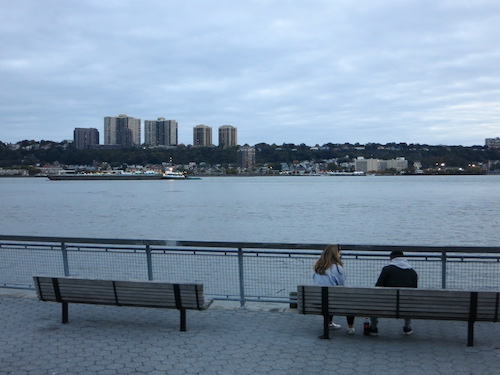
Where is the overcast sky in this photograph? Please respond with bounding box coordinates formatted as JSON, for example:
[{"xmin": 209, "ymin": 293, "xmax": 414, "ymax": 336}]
[{"xmin": 1, "ymin": 0, "xmax": 499, "ymax": 146}]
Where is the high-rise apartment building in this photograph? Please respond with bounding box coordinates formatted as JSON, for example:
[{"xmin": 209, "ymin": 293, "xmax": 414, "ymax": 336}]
[
  {"xmin": 144, "ymin": 118, "xmax": 178, "ymax": 146},
  {"xmin": 104, "ymin": 114, "xmax": 141, "ymax": 147},
  {"xmin": 193, "ymin": 125, "xmax": 212, "ymax": 146},
  {"xmin": 73, "ymin": 128, "xmax": 99, "ymax": 150},
  {"xmin": 237, "ymin": 146, "xmax": 256, "ymax": 170},
  {"xmin": 218, "ymin": 125, "xmax": 237, "ymax": 147}
]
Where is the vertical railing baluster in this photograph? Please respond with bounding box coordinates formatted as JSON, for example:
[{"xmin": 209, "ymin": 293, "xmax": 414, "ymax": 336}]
[
  {"xmin": 238, "ymin": 247, "xmax": 246, "ymax": 308},
  {"xmin": 61, "ymin": 242, "xmax": 69, "ymax": 276},
  {"xmin": 441, "ymin": 251, "xmax": 447, "ymax": 289},
  {"xmin": 146, "ymin": 245, "xmax": 153, "ymax": 281}
]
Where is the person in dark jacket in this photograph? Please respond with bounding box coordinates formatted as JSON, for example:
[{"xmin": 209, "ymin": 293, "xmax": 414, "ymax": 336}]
[{"xmin": 369, "ymin": 250, "xmax": 418, "ymax": 336}]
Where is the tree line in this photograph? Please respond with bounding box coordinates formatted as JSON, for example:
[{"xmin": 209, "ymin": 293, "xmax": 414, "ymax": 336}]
[{"xmin": 1, "ymin": 140, "xmax": 500, "ymax": 172}]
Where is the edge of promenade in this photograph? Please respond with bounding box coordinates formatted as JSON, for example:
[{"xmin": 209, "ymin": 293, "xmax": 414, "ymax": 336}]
[{"xmin": 1, "ymin": 288, "xmax": 499, "ymax": 375}]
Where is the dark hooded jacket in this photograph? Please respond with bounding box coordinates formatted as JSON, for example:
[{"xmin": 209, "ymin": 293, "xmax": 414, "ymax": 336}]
[{"xmin": 375, "ymin": 257, "xmax": 418, "ymax": 288}]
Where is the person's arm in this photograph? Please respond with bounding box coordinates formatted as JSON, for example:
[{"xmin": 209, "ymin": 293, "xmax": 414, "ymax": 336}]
[
  {"xmin": 328, "ymin": 271, "xmax": 340, "ymax": 286},
  {"xmin": 335, "ymin": 265, "xmax": 346, "ymax": 286},
  {"xmin": 325, "ymin": 266, "xmax": 341, "ymax": 286}
]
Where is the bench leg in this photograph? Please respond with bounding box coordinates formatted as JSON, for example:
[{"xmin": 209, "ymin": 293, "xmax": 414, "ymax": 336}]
[
  {"xmin": 319, "ymin": 314, "xmax": 330, "ymax": 339},
  {"xmin": 62, "ymin": 302, "xmax": 68, "ymax": 324},
  {"xmin": 180, "ymin": 309, "xmax": 186, "ymax": 332},
  {"xmin": 467, "ymin": 321, "xmax": 474, "ymax": 347}
]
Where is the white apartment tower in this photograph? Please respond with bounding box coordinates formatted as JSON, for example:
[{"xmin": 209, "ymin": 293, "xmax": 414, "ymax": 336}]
[
  {"xmin": 193, "ymin": 125, "xmax": 212, "ymax": 146},
  {"xmin": 144, "ymin": 118, "xmax": 178, "ymax": 146},
  {"xmin": 218, "ymin": 125, "xmax": 237, "ymax": 147},
  {"xmin": 104, "ymin": 114, "xmax": 141, "ymax": 147}
]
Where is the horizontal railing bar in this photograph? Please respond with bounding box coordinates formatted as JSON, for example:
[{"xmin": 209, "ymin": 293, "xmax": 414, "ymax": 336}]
[
  {"xmin": 3, "ymin": 246, "xmax": 499, "ymax": 260},
  {"xmin": 2, "ymin": 244, "xmax": 500, "ymax": 261},
  {"xmin": 1, "ymin": 234, "xmax": 500, "ymax": 253}
]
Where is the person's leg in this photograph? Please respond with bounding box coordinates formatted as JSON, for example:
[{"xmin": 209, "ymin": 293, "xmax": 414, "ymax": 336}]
[
  {"xmin": 346, "ymin": 316, "xmax": 355, "ymax": 326},
  {"xmin": 403, "ymin": 318, "xmax": 413, "ymax": 335},
  {"xmin": 369, "ymin": 317, "xmax": 379, "ymax": 335},
  {"xmin": 346, "ymin": 316, "xmax": 355, "ymax": 334}
]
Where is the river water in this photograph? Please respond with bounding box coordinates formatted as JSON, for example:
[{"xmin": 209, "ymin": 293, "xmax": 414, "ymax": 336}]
[{"xmin": 1, "ymin": 175, "xmax": 499, "ymax": 246}]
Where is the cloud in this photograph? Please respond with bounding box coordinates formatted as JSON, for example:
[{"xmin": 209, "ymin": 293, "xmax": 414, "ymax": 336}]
[{"xmin": 1, "ymin": 0, "xmax": 500, "ymax": 146}]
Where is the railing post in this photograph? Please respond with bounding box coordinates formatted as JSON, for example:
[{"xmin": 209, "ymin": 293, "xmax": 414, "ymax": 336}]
[
  {"xmin": 441, "ymin": 251, "xmax": 447, "ymax": 289},
  {"xmin": 61, "ymin": 242, "xmax": 69, "ymax": 276},
  {"xmin": 146, "ymin": 245, "xmax": 153, "ymax": 281},
  {"xmin": 238, "ymin": 247, "xmax": 246, "ymax": 308}
]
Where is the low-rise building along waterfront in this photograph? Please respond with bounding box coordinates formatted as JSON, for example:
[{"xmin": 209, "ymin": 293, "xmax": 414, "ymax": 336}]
[{"xmin": 355, "ymin": 157, "xmax": 408, "ymax": 173}]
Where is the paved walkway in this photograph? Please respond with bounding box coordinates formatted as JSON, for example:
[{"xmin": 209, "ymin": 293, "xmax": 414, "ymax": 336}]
[{"xmin": 1, "ymin": 289, "xmax": 499, "ymax": 375}]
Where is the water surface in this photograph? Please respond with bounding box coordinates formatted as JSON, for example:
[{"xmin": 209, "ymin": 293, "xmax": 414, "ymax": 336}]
[{"xmin": 1, "ymin": 175, "xmax": 498, "ymax": 246}]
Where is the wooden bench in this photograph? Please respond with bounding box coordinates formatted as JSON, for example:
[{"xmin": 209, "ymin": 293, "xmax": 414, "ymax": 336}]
[
  {"xmin": 34, "ymin": 276, "xmax": 213, "ymax": 331},
  {"xmin": 297, "ymin": 285, "xmax": 499, "ymax": 346}
]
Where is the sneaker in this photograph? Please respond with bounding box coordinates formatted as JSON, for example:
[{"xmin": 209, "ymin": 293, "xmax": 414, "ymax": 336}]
[
  {"xmin": 329, "ymin": 322, "xmax": 341, "ymax": 329},
  {"xmin": 369, "ymin": 327, "xmax": 378, "ymax": 336},
  {"xmin": 347, "ymin": 327, "xmax": 355, "ymax": 335},
  {"xmin": 403, "ymin": 326, "xmax": 413, "ymax": 335}
]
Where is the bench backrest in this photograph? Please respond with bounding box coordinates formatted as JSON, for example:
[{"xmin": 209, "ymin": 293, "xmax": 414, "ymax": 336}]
[
  {"xmin": 34, "ymin": 276, "xmax": 207, "ymax": 310},
  {"xmin": 297, "ymin": 285, "xmax": 499, "ymax": 322}
]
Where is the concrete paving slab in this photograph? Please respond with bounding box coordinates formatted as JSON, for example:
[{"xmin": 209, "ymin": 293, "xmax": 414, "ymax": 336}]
[{"xmin": 0, "ymin": 290, "xmax": 499, "ymax": 375}]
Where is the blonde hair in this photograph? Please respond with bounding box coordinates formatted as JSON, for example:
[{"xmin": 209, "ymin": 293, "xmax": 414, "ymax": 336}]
[{"xmin": 314, "ymin": 244, "xmax": 344, "ymax": 275}]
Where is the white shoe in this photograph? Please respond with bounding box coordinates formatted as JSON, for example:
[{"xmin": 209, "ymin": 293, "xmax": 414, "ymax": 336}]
[
  {"xmin": 329, "ymin": 322, "xmax": 341, "ymax": 329},
  {"xmin": 403, "ymin": 326, "xmax": 413, "ymax": 335},
  {"xmin": 347, "ymin": 327, "xmax": 355, "ymax": 335}
]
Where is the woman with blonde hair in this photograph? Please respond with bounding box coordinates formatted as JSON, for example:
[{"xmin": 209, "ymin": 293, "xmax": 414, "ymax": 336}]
[{"xmin": 313, "ymin": 244, "xmax": 355, "ymax": 334}]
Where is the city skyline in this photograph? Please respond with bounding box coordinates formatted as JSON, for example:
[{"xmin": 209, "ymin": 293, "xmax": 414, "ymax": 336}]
[
  {"xmin": 7, "ymin": 111, "xmax": 500, "ymax": 148},
  {"xmin": 101, "ymin": 115, "xmax": 238, "ymax": 147},
  {"xmin": 1, "ymin": 1, "xmax": 500, "ymax": 146}
]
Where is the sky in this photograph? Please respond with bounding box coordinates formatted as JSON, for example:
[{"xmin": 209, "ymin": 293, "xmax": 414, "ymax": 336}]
[{"xmin": 1, "ymin": 0, "xmax": 499, "ymax": 147}]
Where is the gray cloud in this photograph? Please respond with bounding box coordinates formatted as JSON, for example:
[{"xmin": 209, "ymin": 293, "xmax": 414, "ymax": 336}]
[{"xmin": 1, "ymin": 0, "xmax": 499, "ymax": 146}]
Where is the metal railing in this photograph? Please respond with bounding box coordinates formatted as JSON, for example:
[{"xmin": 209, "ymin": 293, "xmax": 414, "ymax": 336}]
[{"xmin": 1, "ymin": 235, "xmax": 499, "ymax": 306}]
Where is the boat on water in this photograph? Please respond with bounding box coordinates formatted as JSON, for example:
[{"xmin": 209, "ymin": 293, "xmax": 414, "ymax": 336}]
[
  {"xmin": 48, "ymin": 170, "xmax": 163, "ymax": 180},
  {"xmin": 162, "ymin": 168, "xmax": 201, "ymax": 180},
  {"xmin": 48, "ymin": 169, "xmax": 201, "ymax": 181},
  {"xmin": 326, "ymin": 171, "xmax": 366, "ymax": 176}
]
